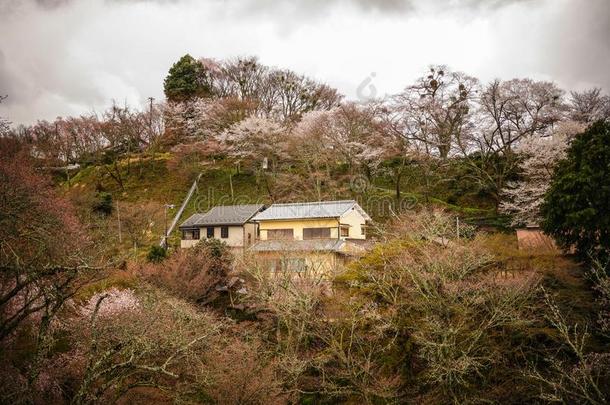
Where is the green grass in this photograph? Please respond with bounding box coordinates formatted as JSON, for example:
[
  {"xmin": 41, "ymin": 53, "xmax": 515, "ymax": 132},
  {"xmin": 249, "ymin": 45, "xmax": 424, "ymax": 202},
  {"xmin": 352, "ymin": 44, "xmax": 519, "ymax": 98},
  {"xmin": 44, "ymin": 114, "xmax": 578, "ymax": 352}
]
[{"xmin": 64, "ymin": 152, "xmax": 507, "ymax": 253}]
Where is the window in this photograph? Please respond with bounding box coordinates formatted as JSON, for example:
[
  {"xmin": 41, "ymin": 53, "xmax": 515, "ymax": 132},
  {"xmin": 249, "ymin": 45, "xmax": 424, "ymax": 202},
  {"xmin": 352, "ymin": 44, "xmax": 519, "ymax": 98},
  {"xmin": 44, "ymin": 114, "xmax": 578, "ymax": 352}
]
[
  {"xmin": 286, "ymin": 258, "xmax": 306, "ymax": 273},
  {"xmin": 268, "ymin": 258, "xmax": 306, "ymax": 273},
  {"xmin": 361, "ymin": 226, "xmax": 366, "ymax": 236},
  {"xmin": 340, "ymin": 226, "xmax": 349, "ymax": 237},
  {"xmin": 182, "ymin": 228, "xmax": 200, "ymax": 240},
  {"xmin": 303, "ymin": 227, "xmax": 331, "ymax": 239},
  {"xmin": 206, "ymin": 227, "xmax": 214, "ymax": 238},
  {"xmin": 221, "ymin": 226, "xmax": 229, "ymax": 239},
  {"xmin": 267, "ymin": 229, "xmax": 294, "ymax": 240}
]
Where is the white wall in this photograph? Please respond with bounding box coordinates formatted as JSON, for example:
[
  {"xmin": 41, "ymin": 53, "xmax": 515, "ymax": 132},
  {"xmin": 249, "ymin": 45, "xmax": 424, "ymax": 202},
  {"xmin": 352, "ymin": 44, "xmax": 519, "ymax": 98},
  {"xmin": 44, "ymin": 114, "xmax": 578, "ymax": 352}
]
[{"xmin": 339, "ymin": 208, "xmax": 367, "ymax": 239}]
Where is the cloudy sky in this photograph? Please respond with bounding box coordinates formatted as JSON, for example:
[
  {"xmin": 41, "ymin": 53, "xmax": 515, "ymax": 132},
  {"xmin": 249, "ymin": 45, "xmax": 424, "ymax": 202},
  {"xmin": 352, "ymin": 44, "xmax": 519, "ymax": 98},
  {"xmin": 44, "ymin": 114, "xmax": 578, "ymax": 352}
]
[{"xmin": 0, "ymin": 0, "xmax": 609, "ymax": 125}]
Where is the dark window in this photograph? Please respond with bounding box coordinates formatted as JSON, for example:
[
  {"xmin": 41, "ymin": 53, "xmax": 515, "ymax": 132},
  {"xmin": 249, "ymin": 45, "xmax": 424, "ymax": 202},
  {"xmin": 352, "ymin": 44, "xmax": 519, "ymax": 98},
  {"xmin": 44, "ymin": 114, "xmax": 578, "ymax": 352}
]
[
  {"xmin": 221, "ymin": 226, "xmax": 229, "ymax": 238},
  {"xmin": 182, "ymin": 229, "xmax": 200, "ymax": 240},
  {"xmin": 286, "ymin": 258, "xmax": 306, "ymax": 272},
  {"xmin": 267, "ymin": 229, "xmax": 294, "ymax": 240},
  {"xmin": 303, "ymin": 227, "xmax": 331, "ymax": 239},
  {"xmin": 361, "ymin": 226, "xmax": 366, "ymax": 236},
  {"xmin": 268, "ymin": 258, "xmax": 306, "ymax": 273},
  {"xmin": 340, "ymin": 226, "xmax": 349, "ymax": 237},
  {"xmin": 206, "ymin": 227, "xmax": 214, "ymax": 238}
]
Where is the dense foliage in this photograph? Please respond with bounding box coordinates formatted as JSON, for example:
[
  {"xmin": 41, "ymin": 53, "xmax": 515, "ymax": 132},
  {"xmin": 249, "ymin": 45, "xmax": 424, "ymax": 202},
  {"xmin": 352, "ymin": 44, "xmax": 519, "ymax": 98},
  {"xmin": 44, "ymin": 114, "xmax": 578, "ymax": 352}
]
[
  {"xmin": 163, "ymin": 54, "xmax": 213, "ymax": 101},
  {"xmin": 542, "ymin": 120, "xmax": 610, "ymax": 260}
]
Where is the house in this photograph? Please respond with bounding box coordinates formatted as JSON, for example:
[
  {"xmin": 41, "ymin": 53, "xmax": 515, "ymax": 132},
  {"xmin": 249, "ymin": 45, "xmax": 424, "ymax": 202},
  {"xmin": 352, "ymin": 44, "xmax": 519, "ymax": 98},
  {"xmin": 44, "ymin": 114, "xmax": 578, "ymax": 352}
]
[
  {"xmin": 248, "ymin": 200, "xmax": 372, "ymax": 275},
  {"xmin": 179, "ymin": 204, "xmax": 264, "ymax": 252}
]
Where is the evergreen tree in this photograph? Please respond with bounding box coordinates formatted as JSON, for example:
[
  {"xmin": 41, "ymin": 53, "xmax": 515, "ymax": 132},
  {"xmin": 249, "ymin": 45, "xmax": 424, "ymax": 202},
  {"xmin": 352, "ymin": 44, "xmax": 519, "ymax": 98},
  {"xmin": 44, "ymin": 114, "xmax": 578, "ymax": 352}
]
[
  {"xmin": 541, "ymin": 120, "xmax": 610, "ymax": 260},
  {"xmin": 163, "ymin": 54, "xmax": 211, "ymax": 101}
]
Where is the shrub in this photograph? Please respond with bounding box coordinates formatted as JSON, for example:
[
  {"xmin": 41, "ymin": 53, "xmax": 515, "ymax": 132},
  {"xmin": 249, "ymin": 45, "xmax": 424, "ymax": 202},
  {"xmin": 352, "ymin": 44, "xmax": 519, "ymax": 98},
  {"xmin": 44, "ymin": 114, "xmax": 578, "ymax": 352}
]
[
  {"xmin": 92, "ymin": 191, "xmax": 113, "ymax": 215},
  {"xmin": 337, "ymin": 210, "xmax": 542, "ymax": 402},
  {"xmin": 147, "ymin": 245, "xmax": 167, "ymax": 263},
  {"xmin": 141, "ymin": 240, "xmax": 231, "ymax": 304}
]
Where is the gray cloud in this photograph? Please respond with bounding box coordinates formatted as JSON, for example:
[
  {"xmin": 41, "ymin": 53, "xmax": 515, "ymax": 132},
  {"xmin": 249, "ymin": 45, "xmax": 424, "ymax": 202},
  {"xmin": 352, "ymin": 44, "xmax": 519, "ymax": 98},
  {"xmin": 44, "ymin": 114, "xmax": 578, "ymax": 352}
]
[
  {"xmin": 3, "ymin": 0, "xmax": 539, "ymax": 16},
  {"xmin": 0, "ymin": 0, "xmax": 608, "ymax": 126}
]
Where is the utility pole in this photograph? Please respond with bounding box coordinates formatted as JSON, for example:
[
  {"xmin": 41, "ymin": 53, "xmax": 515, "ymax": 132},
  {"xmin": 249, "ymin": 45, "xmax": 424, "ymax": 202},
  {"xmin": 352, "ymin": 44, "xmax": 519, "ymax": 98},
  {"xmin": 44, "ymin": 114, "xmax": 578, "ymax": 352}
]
[
  {"xmin": 163, "ymin": 204, "xmax": 175, "ymax": 249},
  {"xmin": 148, "ymin": 97, "xmax": 154, "ymax": 130},
  {"xmin": 117, "ymin": 200, "xmax": 122, "ymax": 243}
]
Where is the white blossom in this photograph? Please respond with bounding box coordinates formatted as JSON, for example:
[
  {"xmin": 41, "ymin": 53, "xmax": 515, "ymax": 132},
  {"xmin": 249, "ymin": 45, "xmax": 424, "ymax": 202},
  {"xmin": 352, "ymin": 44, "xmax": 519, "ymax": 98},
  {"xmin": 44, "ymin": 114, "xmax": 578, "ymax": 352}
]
[
  {"xmin": 80, "ymin": 288, "xmax": 140, "ymax": 318},
  {"xmin": 500, "ymin": 120, "xmax": 585, "ymax": 226}
]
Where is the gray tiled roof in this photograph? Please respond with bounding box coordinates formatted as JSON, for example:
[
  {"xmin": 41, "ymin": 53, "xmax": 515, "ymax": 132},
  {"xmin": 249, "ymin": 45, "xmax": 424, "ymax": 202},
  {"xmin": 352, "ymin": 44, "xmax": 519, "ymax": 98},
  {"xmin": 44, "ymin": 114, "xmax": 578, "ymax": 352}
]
[
  {"xmin": 248, "ymin": 239, "xmax": 346, "ymax": 253},
  {"xmin": 251, "ymin": 200, "xmax": 371, "ymax": 221},
  {"xmin": 179, "ymin": 204, "xmax": 264, "ymax": 228}
]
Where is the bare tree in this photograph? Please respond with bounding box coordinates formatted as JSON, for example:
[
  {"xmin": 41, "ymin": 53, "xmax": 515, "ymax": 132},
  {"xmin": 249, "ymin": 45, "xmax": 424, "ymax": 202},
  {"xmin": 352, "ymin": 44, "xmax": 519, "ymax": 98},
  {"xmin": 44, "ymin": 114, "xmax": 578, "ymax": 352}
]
[
  {"xmin": 267, "ymin": 69, "xmax": 342, "ymax": 123},
  {"xmin": 395, "ymin": 65, "xmax": 479, "ymax": 159},
  {"xmin": 569, "ymin": 88, "xmax": 610, "ymax": 124}
]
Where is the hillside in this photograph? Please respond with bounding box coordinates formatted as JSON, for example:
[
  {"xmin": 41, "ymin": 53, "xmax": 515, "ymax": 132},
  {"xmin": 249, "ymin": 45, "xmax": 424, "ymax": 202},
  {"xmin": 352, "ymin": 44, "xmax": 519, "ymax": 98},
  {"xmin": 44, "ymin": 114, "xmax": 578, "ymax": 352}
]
[
  {"xmin": 62, "ymin": 151, "xmax": 505, "ymax": 259},
  {"xmin": 3, "ymin": 39, "xmax": 609, "ymax": 403}
]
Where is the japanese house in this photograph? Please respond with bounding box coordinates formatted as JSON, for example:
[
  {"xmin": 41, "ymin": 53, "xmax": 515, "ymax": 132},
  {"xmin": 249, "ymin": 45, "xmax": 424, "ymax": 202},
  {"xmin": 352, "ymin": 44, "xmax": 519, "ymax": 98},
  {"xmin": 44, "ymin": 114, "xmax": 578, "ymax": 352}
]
[{"xmin": 179, "ymin": 204, "xmax": 264, "ymax": 253}]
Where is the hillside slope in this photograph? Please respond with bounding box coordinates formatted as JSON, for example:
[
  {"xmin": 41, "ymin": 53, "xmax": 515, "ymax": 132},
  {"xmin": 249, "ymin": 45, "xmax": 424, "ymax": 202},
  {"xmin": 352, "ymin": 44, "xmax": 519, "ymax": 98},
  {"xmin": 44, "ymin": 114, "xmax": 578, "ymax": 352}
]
[{"xmin": 62, "ymin": 152, "xmax": 502, "ymax": 259}]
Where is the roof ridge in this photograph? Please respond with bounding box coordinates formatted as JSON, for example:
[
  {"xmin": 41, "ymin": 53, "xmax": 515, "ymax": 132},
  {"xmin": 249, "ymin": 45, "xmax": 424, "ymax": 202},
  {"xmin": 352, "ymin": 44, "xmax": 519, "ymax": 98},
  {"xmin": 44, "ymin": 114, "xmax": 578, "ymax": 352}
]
[
  {"xmin": 270, "ymin": 200, "xmax": 356, "ymax": 207},
  {"xmin": 209, "ymin": 203, "xmax": 264, "ymax": 208}
]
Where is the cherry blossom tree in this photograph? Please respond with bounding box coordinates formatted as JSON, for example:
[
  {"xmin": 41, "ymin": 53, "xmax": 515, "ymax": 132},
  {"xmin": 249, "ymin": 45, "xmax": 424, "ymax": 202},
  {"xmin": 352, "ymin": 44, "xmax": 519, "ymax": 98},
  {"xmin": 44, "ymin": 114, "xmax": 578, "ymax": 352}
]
[
  {"xmin": 218, "ymin": 115, "xmax": 287, "ymax": 171},
  {"xmin": 457, "ymin": 78, "xmax": 565, "ymax": 210},
  {"xmin": 500, "ymin": 120, "xmax": 585, "ymax": 226},
  {"xmin": 293, "ymin": 104, "xmax": 385, "ymax": 176},
  {"xmin": 0, "ymin": 95, "xmax": 10, "ymax": 137},
  {"xmin": 164, "ymin": 97, "xmax": 254, "ymax": 144}
]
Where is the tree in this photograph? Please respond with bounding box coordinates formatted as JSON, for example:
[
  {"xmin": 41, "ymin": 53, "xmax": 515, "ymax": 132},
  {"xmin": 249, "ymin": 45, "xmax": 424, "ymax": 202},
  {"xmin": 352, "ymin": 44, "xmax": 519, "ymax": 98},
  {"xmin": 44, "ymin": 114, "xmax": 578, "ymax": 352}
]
[
  {"xmin": 267, "ymin": 69, "xmax": 342, "ymax": 123},
  {"xmin": 569, "ymin": 88, "xmax": 610, "ymax": 124},
  {"xmin": 217, "ymin": 56, "xmax": 269, "ymax": 103},
  {"xmin": 293, "ymin": 104, "xmax": 385, "ymax": 175},
  {"xmin": 0, "ymin": 94, "xmax": 10, "ymax": 137},
  {"xmin": 218, "ymin": 115, "xmax": 287, "ymax": 170},
  {"xmin": 541, "ymin": 120, "xmax": 610, "ymax": 260},
  {"xmin": 373, "ymin": 100, "xmax": 416, "ymax": 201},
  {"xmin": 164, "ymin": 96, "xmax": 254, "ymax": 144},
  {"xmin": 458, "ymin": 78, "xmax": 565, "ymax": 210},
  {"xmin": 163, "ymin": 54, "xmax": 212, "ymax": 102},
  {"xmin": 120, "ymin": 202, "xmax": 160, "ymax": 251},
  {"xmin": 0, "ymin": 138, "xmax": 102, "ymax": 396},
  {"xmin": 395, "ymin": 65, "xmax": 478, "ymax": 159},
  {"xmin": 218, "ymin": 116, "xmax": 288, "ymax": 199},
  {"xmin": 500, "ymin": 120, "xmax": 584, "ymax": 226}
]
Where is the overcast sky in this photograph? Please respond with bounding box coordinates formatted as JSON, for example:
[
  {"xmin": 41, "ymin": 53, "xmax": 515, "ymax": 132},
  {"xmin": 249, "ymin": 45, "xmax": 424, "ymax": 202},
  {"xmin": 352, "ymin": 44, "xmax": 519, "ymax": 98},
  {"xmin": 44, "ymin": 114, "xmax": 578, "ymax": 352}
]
[{"xmin": 0, "ymin": 0, "xmax": 609, "ymax": 125}]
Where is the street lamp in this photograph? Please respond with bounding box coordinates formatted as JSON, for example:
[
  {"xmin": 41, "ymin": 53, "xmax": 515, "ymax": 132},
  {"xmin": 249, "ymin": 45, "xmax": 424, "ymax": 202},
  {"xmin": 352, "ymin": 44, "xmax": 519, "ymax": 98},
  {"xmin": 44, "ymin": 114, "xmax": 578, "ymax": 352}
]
[{"xmin": 163, "ymin": 204, "xmax": 176, "ymax": 249}]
